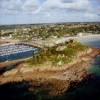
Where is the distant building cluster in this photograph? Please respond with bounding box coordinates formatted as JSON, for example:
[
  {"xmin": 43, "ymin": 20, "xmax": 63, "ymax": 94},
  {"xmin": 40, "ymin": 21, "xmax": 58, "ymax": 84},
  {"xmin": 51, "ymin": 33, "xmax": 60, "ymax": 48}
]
[{"xmin": 0, "ymin": 23, "xmax": 100, "ymax": 41}]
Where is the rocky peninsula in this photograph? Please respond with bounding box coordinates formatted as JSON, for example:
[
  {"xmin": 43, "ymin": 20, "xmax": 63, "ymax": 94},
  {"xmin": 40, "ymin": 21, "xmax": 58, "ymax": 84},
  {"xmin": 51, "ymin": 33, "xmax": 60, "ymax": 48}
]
[{"xmin": 0, "ymin": 48, "xmax": 100, "ymax": 97}]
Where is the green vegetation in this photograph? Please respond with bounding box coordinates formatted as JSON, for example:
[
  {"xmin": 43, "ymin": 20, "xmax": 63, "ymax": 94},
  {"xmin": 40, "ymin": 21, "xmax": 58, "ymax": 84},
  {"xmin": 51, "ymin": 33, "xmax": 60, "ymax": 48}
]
[
  {"xmin": 27, "ymin": 40, "xmax": 88, "ymax": 67},
  {"xmin": 1, "ymin": 23, "xmax": 99, "ymax": 41}
]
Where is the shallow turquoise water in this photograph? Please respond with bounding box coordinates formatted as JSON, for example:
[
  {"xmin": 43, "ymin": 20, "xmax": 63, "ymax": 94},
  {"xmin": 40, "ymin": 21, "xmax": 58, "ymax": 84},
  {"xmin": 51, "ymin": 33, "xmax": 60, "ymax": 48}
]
[
  {"xmin": 90, "ymin": 56, "xmax": 100, "ymax": 76},
  {"xmin": 80, "ymin": 38, "xmax": 100, "ymax": 76}
]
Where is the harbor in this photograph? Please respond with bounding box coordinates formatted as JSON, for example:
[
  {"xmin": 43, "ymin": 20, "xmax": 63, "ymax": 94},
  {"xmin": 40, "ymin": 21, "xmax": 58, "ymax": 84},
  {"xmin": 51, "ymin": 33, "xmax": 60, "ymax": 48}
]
[{"xmin": 0, "ymin": 44, "xmax": 39, "ymax": 62}]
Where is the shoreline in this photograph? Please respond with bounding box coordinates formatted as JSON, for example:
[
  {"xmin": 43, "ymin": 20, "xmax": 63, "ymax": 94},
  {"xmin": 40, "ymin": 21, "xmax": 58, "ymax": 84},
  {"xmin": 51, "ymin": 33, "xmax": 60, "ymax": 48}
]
[
  {"xmin": 0, "ymin": 49, "xmax": 100, "ymax": 87},
  {"xmin": 0, "ymin": 48, "xmax": 100, "ymax": 96},
  {"xmin": 0, "ymin": 48, "xmax": 100, "ymax": 80}
]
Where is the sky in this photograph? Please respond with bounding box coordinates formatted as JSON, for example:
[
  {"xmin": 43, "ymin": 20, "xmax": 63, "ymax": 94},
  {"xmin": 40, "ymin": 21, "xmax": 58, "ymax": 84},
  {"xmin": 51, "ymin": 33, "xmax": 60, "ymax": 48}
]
[{"xmin": 0, "ymin": 0, "xmax": 100, "ymax": 25}]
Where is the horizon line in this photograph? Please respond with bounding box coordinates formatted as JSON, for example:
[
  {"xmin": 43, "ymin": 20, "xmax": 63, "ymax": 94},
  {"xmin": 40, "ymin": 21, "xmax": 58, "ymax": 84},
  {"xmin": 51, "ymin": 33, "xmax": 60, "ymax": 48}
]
[{"xmin": 0, "ymin": 21, "xmax": 100, "ymax": 26}]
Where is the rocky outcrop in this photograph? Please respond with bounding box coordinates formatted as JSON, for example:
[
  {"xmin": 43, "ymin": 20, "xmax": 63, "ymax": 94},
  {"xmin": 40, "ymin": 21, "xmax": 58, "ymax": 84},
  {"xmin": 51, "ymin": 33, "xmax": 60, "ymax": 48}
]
[{"xmin": 0, "ymin": 48, "xmax": 100, "ymax": 96}]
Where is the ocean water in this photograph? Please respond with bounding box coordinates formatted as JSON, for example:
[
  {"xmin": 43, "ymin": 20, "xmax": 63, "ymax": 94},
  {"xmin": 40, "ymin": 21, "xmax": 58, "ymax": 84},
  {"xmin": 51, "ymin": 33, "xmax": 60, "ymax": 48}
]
[
  {"xmin": 78, "ymin": 37, "xmax": 100, "ymax": 48},
  {"xmin": 79, "ymin": 37, "xmax": 100, "ymax": 76}
]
